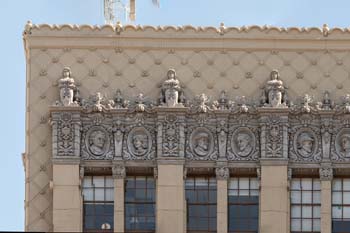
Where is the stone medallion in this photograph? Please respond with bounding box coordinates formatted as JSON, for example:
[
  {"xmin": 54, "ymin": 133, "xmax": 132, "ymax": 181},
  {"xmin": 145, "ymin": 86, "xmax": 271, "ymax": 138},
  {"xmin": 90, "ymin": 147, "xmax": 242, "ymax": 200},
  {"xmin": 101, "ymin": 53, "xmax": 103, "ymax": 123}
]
[
  {"xmin": 127, "ymin": 127, "xmax": 152, "ymax": 157},
  {"xmin": 85, "ymin": 126, "xmax": 110, "ymax": 157},
  {"xmin": 190, "ymin": 127, "xmax": 214, "ymax": 157},
  {"xmin": 293, "ymin": 128, "xmax": 318, "ymax": 159},
  {"xmin": 231, "ymin": 127, "xmax": 255, "ymax": 158},
  {"xmin": 335, "ymin": 128, "xmax": 350, "ymax": 158}
]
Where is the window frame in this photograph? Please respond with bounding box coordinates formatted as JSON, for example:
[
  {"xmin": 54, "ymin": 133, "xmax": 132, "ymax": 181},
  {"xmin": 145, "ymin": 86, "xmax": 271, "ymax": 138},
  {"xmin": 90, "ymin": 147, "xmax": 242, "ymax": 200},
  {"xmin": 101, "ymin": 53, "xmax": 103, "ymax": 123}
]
[
  {"xmin": 185, "ymin": 176, "xmax": 217, "ymax": 233},
  {"xmin": 290, "ymin": 178, "xmax": 321, "ymax": 233},
  {"xmin": 82, "ymin": 175, "xmax": 114, "ymax": 232},
  {"xmin": 228, "ymin": 176, "xmax": 260, "ymax": 233},
  {"xmin": 124, "ymin": 175, "xmax": 156, "ymax": 233}
]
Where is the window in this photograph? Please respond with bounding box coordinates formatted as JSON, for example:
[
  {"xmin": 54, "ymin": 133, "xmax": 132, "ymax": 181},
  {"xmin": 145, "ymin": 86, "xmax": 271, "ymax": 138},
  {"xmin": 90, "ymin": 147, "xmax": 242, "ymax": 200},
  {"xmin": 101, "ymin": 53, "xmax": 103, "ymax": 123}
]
[
  {"xmin": 228, "ymin": 177, "xmax": 259, "ymax": 233},
  {"xmin": 332, "ymin": 178, "xmax": 350, "ymax": 233},
  {"xmin": 125, "ymin": 176, "xmax": 156, "ymax": 232},
  {"xmin": 290, "ymin": 178, "xmax": 321, "ymax": 233},
  {"xmin": 185, "ymin": 177, "xmax": 217, "ymax": 233},
  {"xmin": 82, "ymin": 176, "xmax": 114, "ymax": 232}
]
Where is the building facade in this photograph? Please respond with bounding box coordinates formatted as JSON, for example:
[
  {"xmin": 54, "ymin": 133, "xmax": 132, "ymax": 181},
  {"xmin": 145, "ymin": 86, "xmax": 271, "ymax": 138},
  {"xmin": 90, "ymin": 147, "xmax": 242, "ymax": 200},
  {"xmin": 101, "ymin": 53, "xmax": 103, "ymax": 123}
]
[{"xmin": 23, "ymin": 22, "xmax": 350, "ymax": 233}]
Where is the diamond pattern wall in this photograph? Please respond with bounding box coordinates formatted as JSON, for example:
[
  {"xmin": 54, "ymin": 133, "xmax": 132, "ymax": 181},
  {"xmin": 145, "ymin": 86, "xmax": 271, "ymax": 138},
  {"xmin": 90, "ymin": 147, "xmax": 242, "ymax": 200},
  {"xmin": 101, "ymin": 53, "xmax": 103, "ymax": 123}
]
[{"xmin": 26, "ymin": 46, "xmax": 350, "ymax": 231}]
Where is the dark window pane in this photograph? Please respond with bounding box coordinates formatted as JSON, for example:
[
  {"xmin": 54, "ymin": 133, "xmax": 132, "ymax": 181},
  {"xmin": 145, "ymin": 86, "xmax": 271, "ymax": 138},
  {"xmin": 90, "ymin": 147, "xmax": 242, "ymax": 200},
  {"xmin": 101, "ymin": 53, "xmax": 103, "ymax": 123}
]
[
  {"xmin": 197, "ymin": 190, "xmax": 209, "ymax": 202},
  {"xmin": 209, "ymin": 205, "xmax": 216, "ymax": 217},
  {"xmin": 209, "ymin": 190, "xmax": 217, "ymax": 203},
  {"xmin": 332, "ymin": 220, "xmax": 350, "ymax": 232},
  {"xmin": 228, "ymin": 177, "xmax": 259, "ymax": 232},
  {"xmin": 84, "ymin": 204, "xmax": 94, "ymax": 216},
  {"xmin": 84, "ymin": 215, "xmax": 96, "ymax": 229},
  {"xmin": 186, "ymin": 190, "xmax": 196, "ymax": 203},
  {"xmin": 125, "ymin": 189, "xmax": 135, "ymax": 201},
  {"xmin": 126, "ymin": 178, "xmax": 135, "ymax": 188}
]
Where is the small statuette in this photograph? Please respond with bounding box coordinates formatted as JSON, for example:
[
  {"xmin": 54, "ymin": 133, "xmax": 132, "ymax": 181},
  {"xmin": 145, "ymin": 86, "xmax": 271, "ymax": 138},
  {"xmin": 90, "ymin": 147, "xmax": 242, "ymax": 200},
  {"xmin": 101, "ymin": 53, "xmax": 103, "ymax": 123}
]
[
  {"xmin": 159, "ymin": 69, "xmax": 184, "ymax": 107},
  {"xmin": 114, "ymin": 89, "xmax": 129, "ymax": 109},
  {"xmin": 322, "ymin": 91, "xmax": 332, "ymax": 110},
  {"xmin": 57, "ymin": 67, "xmax": 79, "ymax": 107},
  {"xmin": 262, "ymin": 70, "xmax": 288, "ymax": 108}
]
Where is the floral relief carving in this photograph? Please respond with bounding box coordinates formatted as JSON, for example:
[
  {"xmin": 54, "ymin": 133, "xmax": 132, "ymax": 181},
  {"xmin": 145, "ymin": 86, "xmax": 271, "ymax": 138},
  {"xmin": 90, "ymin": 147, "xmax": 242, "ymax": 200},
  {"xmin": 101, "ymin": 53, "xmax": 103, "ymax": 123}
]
[{"xmin": 161, "ymin": 114, "xmax": 180, "ymax": 157}]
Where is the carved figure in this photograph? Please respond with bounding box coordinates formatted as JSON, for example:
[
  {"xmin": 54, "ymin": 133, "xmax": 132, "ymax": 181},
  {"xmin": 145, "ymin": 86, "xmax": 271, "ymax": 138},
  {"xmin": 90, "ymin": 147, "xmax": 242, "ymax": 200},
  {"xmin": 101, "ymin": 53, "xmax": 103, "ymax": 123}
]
[
  {"xmin": 236, "ymin": 133, "xmax": 253, "ymax": 157},
  {"xmin": 89, "ymin": 130, "xmax": 107, "ymax": 156},
  {"xmin": 340, "ymin": 134, "xmax": 350, "ymax": 157},
  {"xmin": 193, "ymin": 132, "xmax": 210, "ymax": 156},
  {"xmin": 262, "ymin": 70, "xmax": 287, "ymax": 108},
  {"xmin": 132, "ymin": 133, "xmax": 149, "ymax": 156},
  {"xmin": 58, "ymin": 67, "xmax": 78, "ymax": 106},
  {"xmin": 161, "ymin": 69, "xmax": 183, "ymax": 107},
  {"xmin": 114, "ymin": 89, "xmax": 129, "ymax": 108},
  {"xmin": 297, "ymin": 132, "xmax": 314, "ymax": 157}
]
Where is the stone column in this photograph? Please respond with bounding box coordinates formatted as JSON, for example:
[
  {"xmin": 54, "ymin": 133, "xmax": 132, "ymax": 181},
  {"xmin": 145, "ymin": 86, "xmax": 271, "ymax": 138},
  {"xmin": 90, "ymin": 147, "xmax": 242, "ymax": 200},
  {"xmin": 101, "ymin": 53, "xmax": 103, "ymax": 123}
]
[
  {"xmin": 156, "ymin": 162, "xmax": 185, "ymax": 233},
  {"xmin": 260, "ymin": 161, "xmax": 289, "ymax": 233},
  {"xmin": 113, "ymin": 164, "xmax": 126, "ymax": 233},
  {"xmin": 52, "ymin": 163, "xmax": 82, "ymax": 232},
  {"xmin": 216, "ymin": 166, "xmax": 229, "ymax": 233},
  {"xmin": 320, "ymin": 167, "xmax": 333, "ymax": 233}
]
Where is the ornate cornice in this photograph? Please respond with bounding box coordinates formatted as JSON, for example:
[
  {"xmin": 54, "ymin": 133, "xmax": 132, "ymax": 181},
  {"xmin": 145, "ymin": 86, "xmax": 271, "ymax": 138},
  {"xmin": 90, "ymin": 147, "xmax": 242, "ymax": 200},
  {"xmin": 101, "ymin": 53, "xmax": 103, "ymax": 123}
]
[{"xmin": 24, "ymin": 22, "xmax": 350, "ymax": 38}]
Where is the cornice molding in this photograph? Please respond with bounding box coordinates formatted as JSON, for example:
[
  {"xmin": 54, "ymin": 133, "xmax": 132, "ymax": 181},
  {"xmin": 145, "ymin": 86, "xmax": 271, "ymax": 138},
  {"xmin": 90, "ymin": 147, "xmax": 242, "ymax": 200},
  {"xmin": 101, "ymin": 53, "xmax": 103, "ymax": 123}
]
[{"xmin": 24, "ymin": 22, "xmax": 350, "ymax": 37}]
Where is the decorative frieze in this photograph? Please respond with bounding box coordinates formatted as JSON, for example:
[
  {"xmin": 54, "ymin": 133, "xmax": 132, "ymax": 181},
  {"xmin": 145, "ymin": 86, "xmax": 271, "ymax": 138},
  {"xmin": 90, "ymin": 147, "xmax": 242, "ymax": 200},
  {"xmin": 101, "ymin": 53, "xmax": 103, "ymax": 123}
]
[{"xmin": 49, "ymin": 67, "xmax": 350, "ymax": 165}]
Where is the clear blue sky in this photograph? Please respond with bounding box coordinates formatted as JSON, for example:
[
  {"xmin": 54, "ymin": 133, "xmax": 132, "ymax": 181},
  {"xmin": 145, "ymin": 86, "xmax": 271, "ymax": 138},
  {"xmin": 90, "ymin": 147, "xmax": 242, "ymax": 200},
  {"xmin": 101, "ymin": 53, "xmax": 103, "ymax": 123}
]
[{"xmin": 1, "ymin": 0, "xmax": 350, "ymax": 230}]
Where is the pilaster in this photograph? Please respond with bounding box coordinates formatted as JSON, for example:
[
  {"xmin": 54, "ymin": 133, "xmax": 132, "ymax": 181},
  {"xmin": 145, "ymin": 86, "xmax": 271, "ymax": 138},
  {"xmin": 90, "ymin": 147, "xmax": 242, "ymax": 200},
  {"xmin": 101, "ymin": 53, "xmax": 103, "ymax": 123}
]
[
  {"xmin": 156, "ymin": 162, "xmax": 185, "ymax": 233},
  {"xmin": 52, "ymin": 164, "xmax": 82, "ymax": 232},
  {"xmin": 112, "ymin": 164, "xmax": 126, "ymax": 233},
  {"xmin": 216, "ymin": 166, "xmax": 229, "ymax": 233},
  {"xmin": 320, "ymin": 166, "xmax": 333, "ymax": 233}
]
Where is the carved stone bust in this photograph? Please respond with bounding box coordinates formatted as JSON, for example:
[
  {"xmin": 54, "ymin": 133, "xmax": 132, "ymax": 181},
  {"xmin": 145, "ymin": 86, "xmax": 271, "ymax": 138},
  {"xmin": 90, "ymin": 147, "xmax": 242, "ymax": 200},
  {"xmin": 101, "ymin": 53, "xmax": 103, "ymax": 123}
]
[
  {"xmin": 190, "ymin": 128, "xmax": 213, "ymax": 157},
  {"xmin": 340, "ymin": 134, "xmax": 350, "ymax": 157},
  {"xmin": 296, "ymin": 132, "xmax": 314, "ymax": 158},
  {"xmin": 236, "ymin": 132, "xmax": 253, "ymax": 157},
  {"xmin": 88, "ymin": 130, "xmax": 107, "ymax": 156},
  {"xmin": 127, "ymin": 127, "xmax": 151, "ymax": 157}
]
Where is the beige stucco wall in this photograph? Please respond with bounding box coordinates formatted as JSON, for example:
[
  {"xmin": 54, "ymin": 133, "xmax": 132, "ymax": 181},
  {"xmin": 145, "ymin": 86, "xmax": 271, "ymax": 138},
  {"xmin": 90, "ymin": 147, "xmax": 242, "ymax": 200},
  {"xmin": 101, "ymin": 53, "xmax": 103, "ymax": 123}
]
[{"xmin": 23, "ymin": 23, "xmax": 350, "ymax": 231}]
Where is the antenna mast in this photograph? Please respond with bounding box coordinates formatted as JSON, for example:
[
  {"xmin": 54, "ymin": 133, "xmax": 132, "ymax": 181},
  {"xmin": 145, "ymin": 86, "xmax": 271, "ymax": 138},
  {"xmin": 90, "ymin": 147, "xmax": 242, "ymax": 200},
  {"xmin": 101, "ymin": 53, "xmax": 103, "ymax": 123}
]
[{"xmin": 103, "ymin": 0, "xmax": 159, "ymax": 24}]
